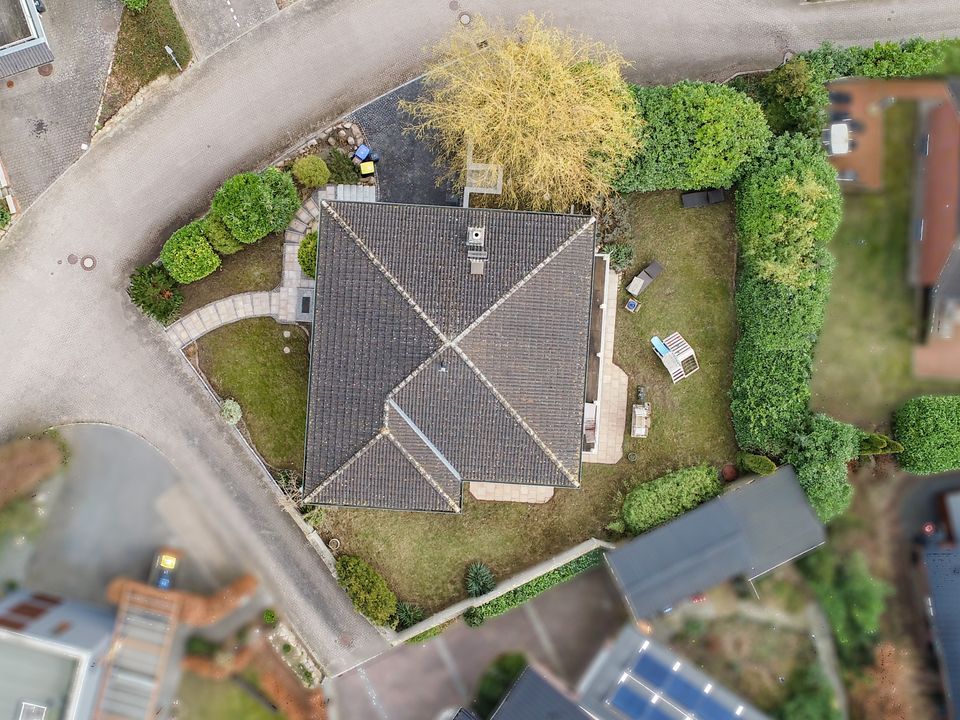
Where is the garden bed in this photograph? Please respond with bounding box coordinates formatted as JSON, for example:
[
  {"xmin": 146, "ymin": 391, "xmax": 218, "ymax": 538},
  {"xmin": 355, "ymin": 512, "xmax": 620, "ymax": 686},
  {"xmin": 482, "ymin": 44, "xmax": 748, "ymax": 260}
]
[
  {"xmin": 98, "ymin": 0, "xmax": 192, "ymax": 127},
  {"xmin": 810, "ymin": 102, "xmax": 960, "ymax": 427},
  {"xmin": 194, "ymin": 318, "xmax": 309, "ymax": 472},
  {"xmin": 319, "ymin": 190, "xmax": 739, "ymax": 611}
]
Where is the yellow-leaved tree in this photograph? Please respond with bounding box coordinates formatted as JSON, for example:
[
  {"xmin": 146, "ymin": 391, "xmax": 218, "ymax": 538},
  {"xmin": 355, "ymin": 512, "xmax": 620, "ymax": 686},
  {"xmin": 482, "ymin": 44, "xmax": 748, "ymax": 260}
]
[{"xmin": 401, "ymin": 14, "xmax": 641, "ymax": 212}]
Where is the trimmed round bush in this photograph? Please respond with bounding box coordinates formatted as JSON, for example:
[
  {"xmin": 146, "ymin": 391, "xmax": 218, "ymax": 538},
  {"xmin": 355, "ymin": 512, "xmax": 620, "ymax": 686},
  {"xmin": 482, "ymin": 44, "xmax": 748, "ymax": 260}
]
[
  {"xmin": 298, "ymin": 231, "xmax": 318, "ymax": 279},
  {"xmin": 0, "ymin": 206, "xmax": 10, "ymax": 229},
  {"xmin": 202, "ymin": 214, "xmax": 243, "ymax": 255},
  {"xmin": 262, "ymin": 608, "xmax": 277, "ymax": 626},
  {"xmin": 127, "ymin": 264, "xmax": 183, "ymax": 324},
  {"xmin": 210, "ymin": 172, "xmax": 275, "ymax": 244},
  {"xmin": 894, "ymin": 395, "xmax": 960, "ymax": 474},
  {"xmin": 160, "ymin": 221, "xmax": 220, "ymax": 283},
  {"xmin": 292, "ymin": 155, "xmax": 331, "ymax": 189},
  {"xmin": 463, "ymin": 607, "xmax": 486, "ymax": 628},
  {"xmin": 220, "ymin": 398, "xmax": 242, "ymax": 425},
  {"xmin": 736, "ymin": 451, "xmax": 777, "ymax": 476},
  {"xmin": 465, "ymin": 562, "xmax": 496, "ymax": 598},
  {"xmin": 261, "ymin": 167, "xmax": 300, "ymax": 233},
  {"xmin": 335, "ymin": 555, "xmax": 397, "ymax": 627},
  {"xmin": 621, "ymin": 465, "xmax": 722, "ymax": 535}
]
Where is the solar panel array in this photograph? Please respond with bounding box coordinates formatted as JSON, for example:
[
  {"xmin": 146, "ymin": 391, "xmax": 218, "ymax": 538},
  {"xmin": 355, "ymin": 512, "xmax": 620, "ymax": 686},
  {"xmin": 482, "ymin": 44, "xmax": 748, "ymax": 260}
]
[{"xmin": 605, "ymin": 645, "xmax": 746, "ymax": 720}]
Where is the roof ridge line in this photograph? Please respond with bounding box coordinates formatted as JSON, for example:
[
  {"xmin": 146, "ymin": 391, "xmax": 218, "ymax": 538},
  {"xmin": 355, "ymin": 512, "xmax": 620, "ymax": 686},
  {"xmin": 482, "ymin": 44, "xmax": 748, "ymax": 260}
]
[
  {"xmin": 320, "ymin": 200, "xmax": 450, "ymax": 344},
  {"xmin": 302, "ymin": 431, "xmax": 384, "ymax": 503},
  {"xmin": 450, "ymin": 216, "xmax": 597, "ymax": 346},
  {"xmin": 385, "ymin": 430, "xmax": 461, "ymax": 512},
  {"xmin": 451, "ymin": 345, "xmax": 579, "ymax": 487}
]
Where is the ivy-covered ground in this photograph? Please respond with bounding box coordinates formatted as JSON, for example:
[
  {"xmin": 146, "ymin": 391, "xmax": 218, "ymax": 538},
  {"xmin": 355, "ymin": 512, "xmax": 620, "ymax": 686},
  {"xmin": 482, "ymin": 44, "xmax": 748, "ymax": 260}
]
[
  {"xmin": 810, "ymin": 102, "xmax": 960, "ymax": 427},
  {"xmin": 320, "ymin": 191, "xmax": 738, "ymax": 611}
]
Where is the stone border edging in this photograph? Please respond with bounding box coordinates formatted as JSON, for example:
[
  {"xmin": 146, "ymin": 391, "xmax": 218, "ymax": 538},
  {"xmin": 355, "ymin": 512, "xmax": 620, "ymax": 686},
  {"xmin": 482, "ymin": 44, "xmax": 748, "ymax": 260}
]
[{"xmin": 391, "ymin": 537, "xmax": 615, "ymax": 645}]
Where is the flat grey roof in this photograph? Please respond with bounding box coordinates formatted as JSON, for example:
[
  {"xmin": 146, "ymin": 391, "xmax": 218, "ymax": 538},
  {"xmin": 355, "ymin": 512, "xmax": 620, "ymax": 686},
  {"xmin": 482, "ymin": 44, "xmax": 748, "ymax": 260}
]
[
  {"xmin": 0, "ymin": 633, "xmax": 78, "ymax": 720},
  {"xmin": 606, "ymin": 466, "xmax": 825, "ymax": 620},
  {"xmin": 925, "ymin": 548, "xmax": 960, "ymax": 718},
  {"xmin": 0, "ymin": 0, "xmax": 33, "ymax": 48},
  {"xmin": 579, "ymin": 625, "xmax": 770, "ymax": 720}
]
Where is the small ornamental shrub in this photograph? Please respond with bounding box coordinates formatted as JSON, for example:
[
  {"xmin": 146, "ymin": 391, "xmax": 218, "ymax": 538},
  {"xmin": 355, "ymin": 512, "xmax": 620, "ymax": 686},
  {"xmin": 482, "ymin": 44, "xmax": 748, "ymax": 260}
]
[
  {"xmin": 473, "ymin": 654, "xmax": 527, "ymax": 719},
  {"xmin": 298, "ymin": 231, "xmax": 318, "ymax": 279},
  {"xmin": 327, "ymin": 149, "xmax": 361, "ymax": 184},
  {"xmin": 292, "ymin": 155, "xmax": 331, "ymax": 188},
  {"xmin": 128, "ymin": 264, "xmax": 183, "ymax": 324},
  {"xmin": 465, "ymin": 562, "xmax": 496, "ymax": 597},
  {"xmin": 620, "ymin": 465, "xmax": 722, "ymax": 535},
  {"xmin": 859, "ymin": 433, "xmax": 904, "ymax": 456},
  {"xmin": 210, "ymin": 172, "xmax": 275, "ymax": 244},
  {"xmin": 262, "ymin": 608, "xmax": 277, "ymax": 626},
  {"xmin": 282, "ymin": 642, "xmax": 292, "ymax": 654},
  {"xmin": 160, "ymin": 221, "xmax": 220, "ymax": 283},
  {"xmin": 736, "ymin": 451, "xmax": 777, "ymax": 476},
  {"xmin": 261, "ymin": 167, "xmax": 300, "ymax": 233},
  {"xmin": 335, "ymin": 555, "xmax": 397, "ymax": 627},
  {"xmin": 121, "ymin": 0, "xmax": 148, "ymax": 11},
  {"xmin": 220, "ymin": 398, "xmax": 242, "ymax": 426},
  {"xmin": 463, "ymin": 607, "xmax": 486, "ymax": 628},
  {"xmin": 394, "ymin": 601, "xmax": 425, "ymax": 631},
  {"xmin": 0, "ymin": 206, "xmax": 10, "ymax": 229},
  {"xmin": 185, "ymin": 635, "xmax": 219, "ymax": 657},
  {"xmin": 601, "ymin": 242, "xmax": 634, "ymax": 272},
  {"xmin": 894, "ymin": 395, "xmax": 960, "ymax": 474},
  {"xmin": 202, "ymin": 214, "xmax": 243, "ymax": 255}
]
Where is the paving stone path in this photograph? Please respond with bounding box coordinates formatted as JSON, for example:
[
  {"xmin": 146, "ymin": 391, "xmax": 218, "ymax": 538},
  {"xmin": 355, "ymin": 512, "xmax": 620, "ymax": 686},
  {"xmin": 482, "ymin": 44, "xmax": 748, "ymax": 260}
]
[{"xmin": 165, "ymin": 183, "xmax": 375, "ymax": 347}]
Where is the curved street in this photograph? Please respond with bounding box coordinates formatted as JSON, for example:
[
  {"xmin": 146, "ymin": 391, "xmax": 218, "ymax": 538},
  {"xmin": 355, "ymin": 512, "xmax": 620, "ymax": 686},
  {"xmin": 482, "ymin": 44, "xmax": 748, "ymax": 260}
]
[{"xmin": 0, "ymin": 0, "xmax": 958, "ymax": 675}]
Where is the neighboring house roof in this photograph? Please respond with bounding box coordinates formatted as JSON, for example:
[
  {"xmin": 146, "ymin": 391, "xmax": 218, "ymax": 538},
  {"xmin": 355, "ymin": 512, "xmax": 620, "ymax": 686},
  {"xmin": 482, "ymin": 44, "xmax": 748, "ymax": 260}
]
[
  {"xmin": 606, "ymin": 466, "xmax": 826, "ymax": 620},
  {"xmin": 578, "ymin": 625, "xmax": 770, "ymax": 720},
  {"xmin": 917, "ymin": 101, "xmax": 960, "ymax": 288},
  {"xmin": 303, "ymin": 201, "xmax": 596, "ymax": 512},
  {"xmin": 490, "ymin": 666, "xmax": 588, "ymax": 720},
  {"xmin": 925, "ymin": 548, "xmax": 960, "ymax": 719},
  {"xmin": 453, "ymin": 709, "xmax": 482, "ymax": 720},
  {"xmin": 0, "ymin": 0, "xmax": 52, "ymax": 79}
]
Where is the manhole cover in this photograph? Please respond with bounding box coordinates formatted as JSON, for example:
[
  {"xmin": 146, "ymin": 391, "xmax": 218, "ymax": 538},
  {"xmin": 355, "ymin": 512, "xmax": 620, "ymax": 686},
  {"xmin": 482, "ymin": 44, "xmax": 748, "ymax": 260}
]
[
  {"xmin": 80, "ymin": 255, "xmax": 96, "ymax": 271},
  {"xmin": 37, "ymin": 64, "xmax": 53, "ymax": 77},
  {"xmin": 448, "ymin": 0, "xmax": 458, "ymax": 8},
  {"xmin": 337, "ymin": 632, "xmax": 354, "ymax": 649},
  {"xmin": 459, "ymin": 12, "xmax": 471, "ymax": 25},
  {"xmin": 5, "ymin": 80, "xmax": 12, "ymax": 89},
  {"xmin": 67, "ymin": 254, "xmax": 78, "ymax": 265}
]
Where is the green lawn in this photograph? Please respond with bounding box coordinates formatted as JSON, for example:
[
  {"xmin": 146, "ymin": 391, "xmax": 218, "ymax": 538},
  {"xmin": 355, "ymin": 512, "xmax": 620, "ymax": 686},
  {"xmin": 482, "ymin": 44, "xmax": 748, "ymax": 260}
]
[
  {"xmin": 176, "ymin": 673, "xmax": 283, "ymax": 720},
  {"xmin": 320, "ymin": 191, "xmax": 738, "ymax": 611},
  {"xmin": 98, "ymin": 0, "xmax": 192, "ymax": 125},
  {"xmin": 810, "ymin": 102, "xmax": 960, "ymax": 427},
  {"xmin": 196, "ymin": 318, "xmax": 309, "ymax": 471},
  {"xmin": 179, "ymin": 234, "xmax": 283, "ymax": 319}
]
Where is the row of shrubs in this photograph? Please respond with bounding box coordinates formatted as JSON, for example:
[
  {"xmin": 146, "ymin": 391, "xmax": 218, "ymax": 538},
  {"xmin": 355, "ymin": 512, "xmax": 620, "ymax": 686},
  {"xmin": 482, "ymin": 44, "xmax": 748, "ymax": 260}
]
[
  {"xmin": 735, "ymin": 38, "xmax": 959, "ymax": 137},
  {"xmin": 612, "ymin": 464, "xmax": 722, "ymax": 536}
]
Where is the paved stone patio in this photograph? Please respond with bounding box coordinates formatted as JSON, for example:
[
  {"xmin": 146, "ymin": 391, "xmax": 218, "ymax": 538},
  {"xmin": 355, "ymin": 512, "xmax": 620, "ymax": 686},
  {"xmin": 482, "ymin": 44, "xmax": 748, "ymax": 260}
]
[
  {"xmin": 584, "ymin": 264, "xmax": 628, "ymax": 465},
  {"xmin": 469, "ymin": 481, "xmax": 555, "ymax": 504}
]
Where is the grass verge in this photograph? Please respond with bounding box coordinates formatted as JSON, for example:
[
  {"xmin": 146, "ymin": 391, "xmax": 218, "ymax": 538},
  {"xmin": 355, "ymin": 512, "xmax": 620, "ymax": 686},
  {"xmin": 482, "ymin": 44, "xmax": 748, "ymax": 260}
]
[
  {"xmin": 321, "ymin": 191, "xmax": 738, "ymax": 610},
  {"xmin": 178, "ymin": 234, "xmax": 283, "ymax": 318},
  {"xmin": 98, "ymin": 0, "xmax": 192, "ymax": 126},
  {"xmin": 196, "ymin": 318, "xmax": 309, "ymax": 471},
  {"xmin": 176, "ymin": 672, "xmax": 283, "ymax": 720},
  {"xmin": 810, "ymin": 101, "xmax": 960, "ymax": 427}
]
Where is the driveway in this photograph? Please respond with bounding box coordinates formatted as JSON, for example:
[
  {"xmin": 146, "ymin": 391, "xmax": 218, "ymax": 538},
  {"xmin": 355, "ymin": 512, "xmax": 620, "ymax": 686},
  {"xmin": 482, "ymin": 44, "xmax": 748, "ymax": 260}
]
[
  {"xmin": 329, "ymin": 567, "xmax": 627, "ymax": 720},
  {"xmin": 0, "ymin": 0, "xmax": 120, "ymax": 208},
  {"xmin": 0, "ymin": 0, "xmax": 958, "ymax": 677}
]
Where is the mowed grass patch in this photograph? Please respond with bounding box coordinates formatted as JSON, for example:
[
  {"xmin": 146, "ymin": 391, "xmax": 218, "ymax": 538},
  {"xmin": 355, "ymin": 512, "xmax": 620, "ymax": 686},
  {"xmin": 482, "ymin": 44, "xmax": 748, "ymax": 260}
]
[
  {"xmin": 196, "ymin": 318, "xmax": 308, "ymax": 471},
  {"xmin": 176, "ymin": 672, "xmax": 283, "ymax": 720},
  {"xmin": 178, "ymin": 234, "xmax": 283, "ymax": 318},
  {"xmin": 321, "ymin": 190, "xmax": 739, "ymax": 611},
  {"xmin": 811, "ymin": 102, "xmax": 960, "ymax": 427},
  {"xmin": 98, "ymin": 0, "xmax": 192, "ymax": 125}
]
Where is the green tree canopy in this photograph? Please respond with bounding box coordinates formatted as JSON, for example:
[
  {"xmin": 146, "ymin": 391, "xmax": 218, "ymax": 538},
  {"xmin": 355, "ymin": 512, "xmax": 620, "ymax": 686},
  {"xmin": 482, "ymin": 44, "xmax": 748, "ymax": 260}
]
[{"xmin": 616, "ymin": 81, "xmax": 771, "ymax": 192}]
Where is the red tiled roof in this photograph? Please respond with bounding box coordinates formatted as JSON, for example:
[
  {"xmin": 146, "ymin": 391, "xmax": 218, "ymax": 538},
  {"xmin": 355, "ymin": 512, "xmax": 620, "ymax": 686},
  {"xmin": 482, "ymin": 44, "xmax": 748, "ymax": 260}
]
[{"xmin": 920, "ymin": 103, "xmax": 960, "ymax": 286}]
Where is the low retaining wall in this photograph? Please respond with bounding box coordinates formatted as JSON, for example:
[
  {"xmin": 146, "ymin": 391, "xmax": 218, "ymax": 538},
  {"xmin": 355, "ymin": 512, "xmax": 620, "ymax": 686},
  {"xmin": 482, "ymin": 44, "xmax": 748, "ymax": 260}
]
[{"xmin": 393, "ymin": 537, "xmax": 615, "ymax": 644}]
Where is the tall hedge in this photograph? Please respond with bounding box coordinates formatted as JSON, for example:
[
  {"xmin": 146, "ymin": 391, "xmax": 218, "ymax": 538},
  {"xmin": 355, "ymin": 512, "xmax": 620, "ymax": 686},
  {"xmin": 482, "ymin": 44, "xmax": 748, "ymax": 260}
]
[
  {"xmin": 335, "ymin": 555, "xmax": 397, "ymax": 627},
  {"xmin": 730, "ymin": 134, "xmax": 841, "ymax": 457},
  {"xmin": 620, "ymin": 465, "xmax": 722, "ymax": 535},
  {"xmin": 260, "ymin": 167, "xmax": 300, "ymax": 233},
  {"xmin": 160, "ymin": 221, "xmax": 220, "ymax": 283},
  {"xmin": 894, "ymin": 395, "xmax": 960, "ymax": 474},
  {"xmin": 616, "ymin": 81, "xmax": 771, "ymax": 192},
  {"xmin": 786, "ymin": 414, "xmax": 861, "ymax": 522}
]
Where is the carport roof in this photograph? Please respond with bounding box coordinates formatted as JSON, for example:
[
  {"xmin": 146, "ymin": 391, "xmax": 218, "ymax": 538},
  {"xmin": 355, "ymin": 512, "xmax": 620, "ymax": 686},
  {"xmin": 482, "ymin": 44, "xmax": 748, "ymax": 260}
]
[
  {"xmin": 606, "ymin": 466, "xmax": 825, "ymax": 620},
  {"xmin": 490, "ymin": 666, "xmax": 587, "ymax": 720}
]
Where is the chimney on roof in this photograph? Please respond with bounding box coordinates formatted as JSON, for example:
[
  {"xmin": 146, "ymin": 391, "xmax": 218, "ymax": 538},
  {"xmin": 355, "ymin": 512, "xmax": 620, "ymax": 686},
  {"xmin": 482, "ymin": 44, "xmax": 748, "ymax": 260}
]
[{"xmin": 467, "ymin": 226, "xmax": 487, "ymax": 276}]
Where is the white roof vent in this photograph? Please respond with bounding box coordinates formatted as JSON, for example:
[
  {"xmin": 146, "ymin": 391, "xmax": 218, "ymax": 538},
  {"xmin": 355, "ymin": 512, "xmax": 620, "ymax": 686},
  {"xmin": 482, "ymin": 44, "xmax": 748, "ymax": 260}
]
[{"xmin": 467, "ymin": 226, "xmax": 485, "ymax": 246}]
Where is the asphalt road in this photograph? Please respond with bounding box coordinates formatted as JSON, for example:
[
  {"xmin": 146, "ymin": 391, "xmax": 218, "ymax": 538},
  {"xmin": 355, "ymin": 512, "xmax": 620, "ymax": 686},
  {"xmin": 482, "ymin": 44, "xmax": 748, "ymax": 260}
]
[{"xmin": 0, "ymin": 0, "xmax": 958, "ymax": 675}]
